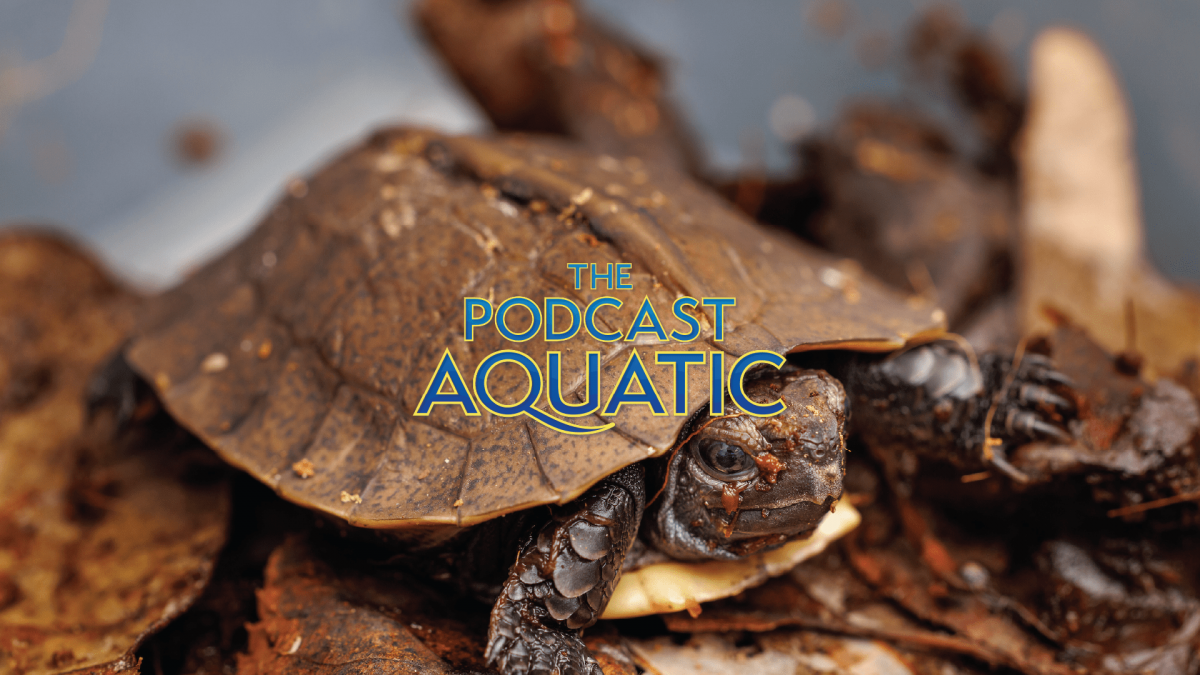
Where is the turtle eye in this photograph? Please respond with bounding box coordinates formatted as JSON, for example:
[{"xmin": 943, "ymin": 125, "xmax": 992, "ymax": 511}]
[{"xmin": 693, "ymin": 438, "xmax": 757, "ymax": 479}]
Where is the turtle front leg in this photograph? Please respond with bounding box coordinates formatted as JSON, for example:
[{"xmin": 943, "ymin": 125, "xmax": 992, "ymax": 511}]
[
  {"xmin": 842, "ymin": 342, "xmax": 1075, "ymax": 477},
  {"xmin": 485, "ymin": 464, "xmax": 644, "ymax": 675}
]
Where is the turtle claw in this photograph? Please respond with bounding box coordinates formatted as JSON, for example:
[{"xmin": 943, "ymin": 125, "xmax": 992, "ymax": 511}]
[
  {"xmin": 1021, "ymin": 354, "xmax": 1075, "ymax": 389},
  {"xmin": 1017, "ymin": 383, "xmax": 1074, "ymax": 414},
  {"xmin": 1041, "ymin": 370, "xmax": 1075, "ymax": 389},
  {"xmin": 1007, "ymin": 409, "xmax": 1072, "ymax": 443},
  {"xmin": 990, "ymin": 355, "xmax": 1076, "ymax": 448},
  {"xmin": 986, "ymin": 446, "xmax": 1031, "ymax": 483}
]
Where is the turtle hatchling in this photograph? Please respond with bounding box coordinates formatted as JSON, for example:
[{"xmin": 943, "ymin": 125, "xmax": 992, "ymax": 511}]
[{"xmin": 98, "ymin": 129, "xmax": 1074, "ymax": 675}]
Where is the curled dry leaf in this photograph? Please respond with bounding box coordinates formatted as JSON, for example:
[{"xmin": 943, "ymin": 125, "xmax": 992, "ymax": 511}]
[
  {"xmin": 629, "ymin": 630, "xmax": 943, "ymax": 675},
  {"xmin": 1019, "ymin": 28, "xmax": 1200, "ymax": 379},
  {"xmin": 0, "ymin": 230, "xmax": 231, "ymax": 674},
  {"xmin": 237, "ymin": 535, "xmax": 479, "ymax": 675},
  {"xmin": 663, "ymin": 544, "xmax": 1062, "ymax": 674},
  {"xmin": 238, "ymin": 535, "xmax": 641, "ymax": 675},
  {"xmin": 415, "ymin": 0, "xmax": 701, "ymax": 173}
]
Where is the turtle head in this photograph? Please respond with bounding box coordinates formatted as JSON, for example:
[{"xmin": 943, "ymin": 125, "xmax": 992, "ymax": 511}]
[{"xmin": 643, "ymin": 369, "xmax": 846, "ymax": 560}]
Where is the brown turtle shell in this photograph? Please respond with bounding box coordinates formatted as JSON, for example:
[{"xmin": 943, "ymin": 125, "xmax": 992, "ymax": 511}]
[{"xmin": 127, "ymin": 128, "xmax": 944, "ymax": 529}]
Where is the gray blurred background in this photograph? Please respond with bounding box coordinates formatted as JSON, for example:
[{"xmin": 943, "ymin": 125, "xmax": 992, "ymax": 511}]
[{"xmin": 1, "ymin": 0, "xmax": 1197, "ymax": 287}]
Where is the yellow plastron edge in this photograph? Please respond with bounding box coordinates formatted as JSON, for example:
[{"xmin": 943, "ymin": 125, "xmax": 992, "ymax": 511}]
[{"xmin": 601, "ymin": 499, "xmax": 861, "ymax": 619}]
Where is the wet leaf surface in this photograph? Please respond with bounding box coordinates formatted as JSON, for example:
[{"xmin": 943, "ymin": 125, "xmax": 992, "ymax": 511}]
[{"xmin": 0, "ymin": 231, "xmax": 231, "ymax": 674}]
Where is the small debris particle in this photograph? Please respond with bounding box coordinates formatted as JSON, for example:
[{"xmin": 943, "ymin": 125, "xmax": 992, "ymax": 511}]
[
  {"xmin": 480, "ymin": 184, "xmax": 499, "ymax": 200},
  {"xmin": 572, "ymin": 187, "xmax": 594, "ymax": 206},
  {"xmin": 261, "ymin": 251, "xmax": 277, "ymax": 268},
  {"xmin": 753, "ymin": 452, "xmax": 787, "ymax": 484},
  {"xmin": 530, "ymin": 200, "xmax": 548, "ymax": 213},
  {"xmin": 597, "ymin": 155, "xmax": 621, "ymax": 172},
  {"xmin": 257, "ymin": 340, "xmax": 273, "ymax": 359},
  {"xmin": 931, "ymin": 308, "xmax": 947, "ymax": 324},
  {"xmin": 284, "ymin": 636, "xmax": 302, "ymax": 655},
  {"xmin": 721, "ymin": 483, "xmax": 743, "ymax": 516},
  {"xmin": 154, "ymin": 372, "xmax": 171, "ymax": 390},
  {"xmin": 685, "ymin": 603, "xmax": 702, "ymax": 618},
  {"xmin": 375, "ymin": 153, "xmax": 403, "ymax": 173},
  {"xmin": 201, "ymin": 352, "xmax": 229, "ymax": 373},
  {"xmin": 172, "ymin": 120, "xmax": 222, "ymax": 166},
  {"xmin": 769, "ymin": 93, "xmax": 818, "ymax": 142},
  {"xmin": 240, "ymin": 339, "xmax": 254, "ymax": 352},
  {"xmin": 960, "ymin": 561, "xmax": 990, "ymax": 590},
  {"xmin": 495, "ymin": 200, "xmax": 519, "ymax": 218},
  {"xmin": 380, "ymin": 209, "xmax": 400, "ymax": 238},
  {"xmin": 292, "ymin": 459, "xmax": 315, "ymax": 479},
  {"xmin": 855, "ymin": 138, "xmax": 925, "ymax": 181},
  {"xmin": 287, "ymin": 177, "xmax": 308, "ymax": 198},
  {"xmin": 380, "ymin": 184, "xmax": 396, "ymax": 200},
  {"xmin": 340, "ymin": 491, "xmax": 362, "ymax": 504},
  {"xmin": 647, "ymin": 447, "xmax": 656, "ymax": 456},
  {"xmin": 286, "ymin": 362, "xmax": 299, "ymax": 372},
  {"xmin": 579, "ymin": 232, "xmax": 602, "ymax": 248},
  {"xmin": 453, "ymin": 499, "xmax": 464, "ymax": 507},
  {"xmin": 400, "ymin": 204, "xmax": 416, "ymax": 229},
  {"xmin": 820, "ymin": 267, "xmax": 846, "ymax": 289}
]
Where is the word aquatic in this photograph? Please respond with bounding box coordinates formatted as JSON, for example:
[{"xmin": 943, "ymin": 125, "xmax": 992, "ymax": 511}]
[{"xmin": 415, "ymin": 263, "xmax": 787, "ymax": 434}]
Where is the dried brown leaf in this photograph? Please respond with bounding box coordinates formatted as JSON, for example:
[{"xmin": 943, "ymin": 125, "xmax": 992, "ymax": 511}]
[
  {"xmin": 238, "ymin": 536, "xmax": 477, "ymax": 675},
  {"xmin": 1019, "ymin": 29, "xmax": 1200, "ymax": 379},
  {"xmin": 0, "ymin": 230, "xmax": 231, "ymax": 674}
]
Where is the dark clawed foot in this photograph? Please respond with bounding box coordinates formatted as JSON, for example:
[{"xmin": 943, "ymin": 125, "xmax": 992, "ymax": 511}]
[
  {"xmin": 487, "ymin": 465, "xmax": 643, "ymax": 675},
  {"xmin": 995, "ymin": 354, "xmax": 1076, "ymax": 445},
  {"xmin": 486, "ymin": 614, "xmax": 602, "ymax": 675}
]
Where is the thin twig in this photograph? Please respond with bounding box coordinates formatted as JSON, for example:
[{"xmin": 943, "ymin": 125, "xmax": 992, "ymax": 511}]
[{"xmin": 1107, "ymin": 490, "xmax": 1200, "ymax": 518}]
